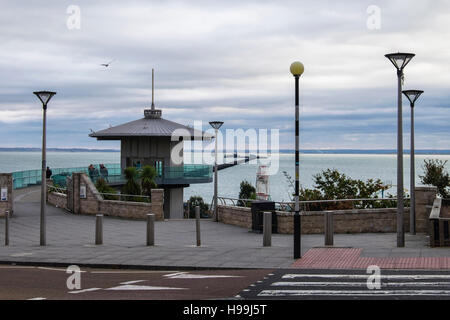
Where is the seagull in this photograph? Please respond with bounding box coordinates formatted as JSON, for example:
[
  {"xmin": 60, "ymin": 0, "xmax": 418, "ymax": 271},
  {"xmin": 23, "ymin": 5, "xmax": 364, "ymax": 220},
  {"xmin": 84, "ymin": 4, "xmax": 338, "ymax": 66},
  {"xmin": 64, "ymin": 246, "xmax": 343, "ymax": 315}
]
[{"xmin": 100, "ymin": 59, "xmax": 114, "ymax": 67}]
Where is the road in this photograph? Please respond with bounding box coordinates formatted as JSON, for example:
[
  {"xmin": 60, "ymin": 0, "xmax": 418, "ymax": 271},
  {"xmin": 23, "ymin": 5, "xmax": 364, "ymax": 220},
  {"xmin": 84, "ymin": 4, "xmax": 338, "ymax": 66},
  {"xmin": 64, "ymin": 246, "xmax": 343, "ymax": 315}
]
[
  {"xmin": 2, "ymin": 265, "xmax": 450, "ymax": 300},
  {"xmin": 239, "ymin": 269, "xmax": 450, "ymax": 300},
  {"xmin": 0, "ymin": 265, "xmax": 271, "ymax": 300}
]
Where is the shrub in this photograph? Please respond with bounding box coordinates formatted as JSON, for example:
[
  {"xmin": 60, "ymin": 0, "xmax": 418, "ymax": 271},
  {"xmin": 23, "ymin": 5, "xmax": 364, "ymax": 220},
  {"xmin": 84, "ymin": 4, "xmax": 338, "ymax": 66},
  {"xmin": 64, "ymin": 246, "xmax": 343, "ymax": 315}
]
[
  {"xmin": 188, "ymin": 196, "xmax": 210, "ymax": 218},
  {"xmin": 141, "ymin": 165, "xmax": 157, "ymax": 197},
  {"xmin": 95, "ymin": 178, "xmax": 118, "ymax": 200},
  {"xmin": 420, "ymin": 159, "xmax": 449, "ymax": 198},
  {"xmin": 238, "ymin": 180, "xmax": 257, "ymax": 207},
  {"xmin": 122, "ymin": 167, "xmax": 142, "ymax": 201}
]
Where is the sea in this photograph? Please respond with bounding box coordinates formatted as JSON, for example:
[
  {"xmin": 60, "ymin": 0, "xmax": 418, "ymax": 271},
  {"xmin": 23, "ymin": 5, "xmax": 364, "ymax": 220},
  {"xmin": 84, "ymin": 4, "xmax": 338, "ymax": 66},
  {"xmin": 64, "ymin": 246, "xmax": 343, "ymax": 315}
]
[{"xmin": 1, "ymin": 151, "xmax": 449, "ymax": 203}]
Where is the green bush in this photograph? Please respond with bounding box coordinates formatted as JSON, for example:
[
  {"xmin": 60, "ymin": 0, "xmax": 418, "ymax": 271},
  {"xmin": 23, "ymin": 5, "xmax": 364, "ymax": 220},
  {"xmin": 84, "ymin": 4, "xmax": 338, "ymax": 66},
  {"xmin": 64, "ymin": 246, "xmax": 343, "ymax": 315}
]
[
  {"xmin": 420, "ymin": 159, "xmax": 449, "ymax": 198},
  {"xmin": 95, "ymin": 178, "xmax": 118, "ymax": 200},
  {"xmin": 122, "ymin": 167, "xmax": 143, "ymax": 201},
  {"xmin": 238, "ymin": 180, "xmax": 257, "ymax": 207},
  {"xmin": 188, "ymin": 196, "xmax": 210, "ymax": 218},
  {"xmin": 141, "ymin": 165, "xmax": 157, "ymax": 197}
]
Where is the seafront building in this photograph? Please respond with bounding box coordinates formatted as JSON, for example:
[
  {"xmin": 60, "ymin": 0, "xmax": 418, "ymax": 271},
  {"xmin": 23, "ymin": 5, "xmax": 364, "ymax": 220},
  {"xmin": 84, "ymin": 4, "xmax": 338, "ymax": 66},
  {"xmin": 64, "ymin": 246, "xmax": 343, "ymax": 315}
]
[{"xmin": 89, "ymin": 104, "xmax": 213, "ymax": 219}]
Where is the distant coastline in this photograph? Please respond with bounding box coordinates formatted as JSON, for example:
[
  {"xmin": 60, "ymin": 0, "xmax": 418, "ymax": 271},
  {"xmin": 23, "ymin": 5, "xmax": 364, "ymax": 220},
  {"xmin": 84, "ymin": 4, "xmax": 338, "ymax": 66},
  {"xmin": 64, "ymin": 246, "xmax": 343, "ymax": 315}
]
[{"xmin": 1, "ymin": 147, "xmax": 449, "ymax": 155}]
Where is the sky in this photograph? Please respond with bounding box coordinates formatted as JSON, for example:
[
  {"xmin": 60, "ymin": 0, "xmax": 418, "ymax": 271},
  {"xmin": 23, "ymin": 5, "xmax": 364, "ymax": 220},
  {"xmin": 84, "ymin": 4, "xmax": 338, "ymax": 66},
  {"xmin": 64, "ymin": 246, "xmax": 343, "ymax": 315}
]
[{"xmin": 0, "ymin": 0, "xmax": 449, "ymax": 150}]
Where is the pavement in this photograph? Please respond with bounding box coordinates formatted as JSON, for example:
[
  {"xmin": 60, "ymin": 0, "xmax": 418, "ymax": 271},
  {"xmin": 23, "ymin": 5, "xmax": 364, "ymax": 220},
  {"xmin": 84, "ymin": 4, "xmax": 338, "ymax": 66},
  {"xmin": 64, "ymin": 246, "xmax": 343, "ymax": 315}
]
[{"xmin": 0, "ymin": 186, "xmax": 449, "ymax": 270}]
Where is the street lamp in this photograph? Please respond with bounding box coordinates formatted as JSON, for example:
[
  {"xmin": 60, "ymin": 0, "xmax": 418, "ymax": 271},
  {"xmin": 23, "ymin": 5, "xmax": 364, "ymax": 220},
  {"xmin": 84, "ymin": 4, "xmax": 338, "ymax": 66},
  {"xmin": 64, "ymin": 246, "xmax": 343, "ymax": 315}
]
[
  {"xmin": 209, "ymin": 121, "xmax": 224, "ymax": 222},
  {"xmin": 290, "ymin": 61, "xmax": 304, "ymax": 259},
  {"xmin": 402, "ymin": 89, "xmax": 424, "ymax": 235},
  {"xmin": 33, "ymin": 90, "xmax": 56, "ymax": 246},
  {"xmin": 385, "ymin": 52, "xmax": 415, "ymax": 247}
]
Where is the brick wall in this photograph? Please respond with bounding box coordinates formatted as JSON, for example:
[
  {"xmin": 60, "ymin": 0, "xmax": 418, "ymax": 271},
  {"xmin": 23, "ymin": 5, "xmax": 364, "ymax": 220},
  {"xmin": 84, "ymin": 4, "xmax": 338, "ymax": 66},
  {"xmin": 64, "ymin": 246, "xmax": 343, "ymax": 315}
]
[
  {"xmin": 48, "ymin": 173, "xmax": 164, "ymax": 221},
  {"xmin": 218, "ymin": 187, "xmax": 437, "ymax": 235},
  {"xmin": 47, "ymin": 192, "xmax": 68, "ymax": 210}
]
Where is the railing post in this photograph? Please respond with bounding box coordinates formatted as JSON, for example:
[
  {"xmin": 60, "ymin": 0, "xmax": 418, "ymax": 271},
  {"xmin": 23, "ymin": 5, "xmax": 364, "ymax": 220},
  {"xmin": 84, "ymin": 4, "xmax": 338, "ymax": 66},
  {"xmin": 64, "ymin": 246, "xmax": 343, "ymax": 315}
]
[
  {"xmin": 95, "ymin": 214, "xmax": 103, "ymax": 245},
  {"xmin": 195, "ymin": 206, "xmax": 201, "ymax": 247},
  {"xmin": 147, "ymin": 213, "xmax": 155, "ymax": 246},
  {"xmin": 263, "ymin": 211, "xmax": 272, "ymax": 247},
  {"xmin": 324, "ymin": 211, "xmax": 334, "ymax": 246},
  {"xmin": 5, "ymin": 211, "xmax": 9, "ymax": 246}
]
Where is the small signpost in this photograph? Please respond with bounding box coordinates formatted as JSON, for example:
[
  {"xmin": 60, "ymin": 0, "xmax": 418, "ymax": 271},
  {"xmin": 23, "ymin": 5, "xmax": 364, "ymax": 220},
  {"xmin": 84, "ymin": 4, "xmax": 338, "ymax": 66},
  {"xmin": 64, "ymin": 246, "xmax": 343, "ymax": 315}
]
[{"xmin": 0, "ymin": 187, "xmax": 7, "ymax": 202}]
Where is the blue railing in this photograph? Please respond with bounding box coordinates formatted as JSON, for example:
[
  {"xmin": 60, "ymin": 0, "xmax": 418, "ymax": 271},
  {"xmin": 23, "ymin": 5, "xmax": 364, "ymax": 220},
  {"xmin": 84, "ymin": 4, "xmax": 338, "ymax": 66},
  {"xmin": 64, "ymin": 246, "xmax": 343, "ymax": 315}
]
[{"xmin": 12, "ymin": 163, "xmax": 212, "ymax": 189}]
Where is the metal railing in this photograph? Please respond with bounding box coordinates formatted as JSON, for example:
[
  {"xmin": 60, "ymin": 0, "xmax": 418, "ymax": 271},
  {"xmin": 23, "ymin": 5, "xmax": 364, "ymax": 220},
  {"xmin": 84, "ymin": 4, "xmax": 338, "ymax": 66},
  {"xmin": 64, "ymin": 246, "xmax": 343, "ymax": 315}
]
[
  {"xmin": 47, "ymin": 185, "xmax": 67, "ymax": 194},
  {"xmin": 97, "ymin": 192, "xmax": 151, "ymax": 203},
  {"xmin": 217, "ymin": 196, "xmax": 410, "ymax": 212}
]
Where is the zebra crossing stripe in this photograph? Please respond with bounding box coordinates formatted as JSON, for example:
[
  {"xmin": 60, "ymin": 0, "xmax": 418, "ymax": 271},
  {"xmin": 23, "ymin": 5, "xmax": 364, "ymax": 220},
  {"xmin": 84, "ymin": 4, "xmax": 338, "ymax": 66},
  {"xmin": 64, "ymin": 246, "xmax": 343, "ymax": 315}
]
[
  {"xmin": 258, "ymin": 290, "xmax": 450, "ymax": 297},
  {"xmin": 271, "ymin": 281, "xmax": 450, "ymax": 287},
  {"xmin": 282, "ymin": 274, "xmax": 450, "ymax": 280}
]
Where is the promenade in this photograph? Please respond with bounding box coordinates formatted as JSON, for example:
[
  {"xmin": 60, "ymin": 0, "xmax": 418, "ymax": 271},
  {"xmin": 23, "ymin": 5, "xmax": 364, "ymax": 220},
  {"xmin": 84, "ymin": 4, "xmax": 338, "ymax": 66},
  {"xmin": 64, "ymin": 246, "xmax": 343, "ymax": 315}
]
[{"xmin": 0, "ymin": 187, "xmax": 449, "ymax": 270}]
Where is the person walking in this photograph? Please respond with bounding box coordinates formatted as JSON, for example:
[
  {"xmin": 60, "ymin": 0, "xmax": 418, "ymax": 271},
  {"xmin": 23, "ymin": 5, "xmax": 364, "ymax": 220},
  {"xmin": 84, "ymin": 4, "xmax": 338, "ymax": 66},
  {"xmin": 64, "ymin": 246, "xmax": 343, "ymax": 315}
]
[
  {"xmin": 46, "ymin": 167, "xmax": 52, "ymax": 179},
  {"xmin": 100, "ymin": 164, "xmax": 109, "ymax": 182}
]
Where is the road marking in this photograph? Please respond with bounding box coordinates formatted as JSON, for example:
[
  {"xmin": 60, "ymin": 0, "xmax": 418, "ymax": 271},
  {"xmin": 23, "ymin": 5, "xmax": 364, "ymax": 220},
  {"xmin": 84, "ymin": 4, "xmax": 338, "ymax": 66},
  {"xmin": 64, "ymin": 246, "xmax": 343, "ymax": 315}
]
[
  {"xmin": 69, "ymin": 288, "xmax": 102, "ymax": 294},
  {"xmin": 271, "ymin": 281, "xmax": 450, "ymax": 287},
  {"xmin": 282, "ymin": 274, "xmax": 450, "ymax": 280},
  {"xmin": 164, "ymin": 272, "xmax": 243, "ymax": 279},
  {"xmin": 10, "ymin": 252, "xmax": 33, "ymax": 257},
  {"xmin": 91, "ymin": 270, "xmax": 176, "ymax": 274},
  {"xmin": 258, "ymin": 289, "xmax": 450, "ymax": 297},
  {"xmin": 120, "ymin": 280, "xmax": 145, "ymax": 285},
  {"xmin": 28, "ymin": 297, "xmax": 47, "ymax": 300},
  {"xmin": 105, "ymin": 284, "xmax": 187, "ymax": 291},
  {"xmin": 38, "ymin": 267, "xmax": 86, "ymax": 273}
]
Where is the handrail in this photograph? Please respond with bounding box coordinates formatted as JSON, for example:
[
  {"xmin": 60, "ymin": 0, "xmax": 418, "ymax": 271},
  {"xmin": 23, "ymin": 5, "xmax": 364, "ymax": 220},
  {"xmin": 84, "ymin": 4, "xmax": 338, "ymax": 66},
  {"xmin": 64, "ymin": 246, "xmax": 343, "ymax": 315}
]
[{"xmin": 217, "ymin": 196, "xmax": 410, "ymax": 212}]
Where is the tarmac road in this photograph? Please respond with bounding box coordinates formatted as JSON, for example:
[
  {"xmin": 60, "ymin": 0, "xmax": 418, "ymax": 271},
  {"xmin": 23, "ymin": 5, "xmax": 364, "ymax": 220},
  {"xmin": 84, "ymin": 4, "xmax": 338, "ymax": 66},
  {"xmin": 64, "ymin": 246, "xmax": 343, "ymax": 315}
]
[{"xmin": 0, "ymin": 265, "xmax": 272, "ymax": 300}]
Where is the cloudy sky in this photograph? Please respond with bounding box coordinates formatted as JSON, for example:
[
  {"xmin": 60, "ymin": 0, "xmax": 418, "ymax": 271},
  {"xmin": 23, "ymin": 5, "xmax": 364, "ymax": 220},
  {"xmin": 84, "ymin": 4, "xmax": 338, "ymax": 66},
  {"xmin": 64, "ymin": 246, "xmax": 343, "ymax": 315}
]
[{"xmin": 0, "ymin": 0, "xmax": 449, "ymax": 150}]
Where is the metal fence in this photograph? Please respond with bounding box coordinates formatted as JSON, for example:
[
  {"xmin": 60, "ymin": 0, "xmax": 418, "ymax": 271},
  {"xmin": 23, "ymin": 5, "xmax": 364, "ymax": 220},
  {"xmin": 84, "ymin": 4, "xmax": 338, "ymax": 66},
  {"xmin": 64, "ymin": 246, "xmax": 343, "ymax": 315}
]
[{"xmin": 217, "ymin": 196, "xmax": 410, "ymax": 212}]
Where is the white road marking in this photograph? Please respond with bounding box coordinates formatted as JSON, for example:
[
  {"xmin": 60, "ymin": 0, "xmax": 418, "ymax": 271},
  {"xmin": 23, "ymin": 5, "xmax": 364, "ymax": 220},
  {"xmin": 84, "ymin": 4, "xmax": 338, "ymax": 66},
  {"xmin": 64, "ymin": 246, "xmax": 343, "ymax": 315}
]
[
  {"xmin": 258, "ymin": 289, "xmax": 450, "ymax": 297},
  {"xmin": 91, "ymin": 270, "xmax": 177, "ymax": 274},
  {"xmin": 69, "ymin": 288, "xmax": 102, "ymax": 294},
  {"xmin": 105, "ymin": 284, "xmax": 187, "ymax": 291},
  {"xmin": 38, "ymin": 267, "xmax": 86, "ymax": 273},
  {"xmin": 10, "ymin": 252, "xmax": 33, "ymax": 257},
  {"xmin": 271, "ymin": 281, "xmax": 450, "ymax": 287},
  {"xmin": 282, "ymin": 274, "xmax": 450, "ymax": 280},
  {"xmin": 164, "ymin": 272, "xmax": 243, "ymax": 279},
  {"xmin": 120, "ymin": 280, "xmax": 145, "ymax": 285},
  {"xmin": 28, "ymin": 297, "xmax": 47, "ymax": 300}
]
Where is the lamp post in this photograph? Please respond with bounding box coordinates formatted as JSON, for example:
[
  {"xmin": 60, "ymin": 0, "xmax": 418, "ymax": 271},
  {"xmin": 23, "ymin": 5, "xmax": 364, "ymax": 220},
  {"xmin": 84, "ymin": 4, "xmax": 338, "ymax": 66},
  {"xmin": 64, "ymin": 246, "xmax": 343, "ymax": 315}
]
[
  {"xmin": 402, "ymin": 89, "xmax": 424, "ymax": 235},
  {"xmin": 209, "ymin": 121, "xmax": 224, "ymax": 222},
  {"xmin": 385, "ymin": 52, "xmax": 415, "ymax": 247},
  {"xmin": 33, "ymin": 90, "xmax": 56, "ymax": 246},
  {"xmin": 290, "ymin": 61, "xmax": 304, "ymax": 259}
]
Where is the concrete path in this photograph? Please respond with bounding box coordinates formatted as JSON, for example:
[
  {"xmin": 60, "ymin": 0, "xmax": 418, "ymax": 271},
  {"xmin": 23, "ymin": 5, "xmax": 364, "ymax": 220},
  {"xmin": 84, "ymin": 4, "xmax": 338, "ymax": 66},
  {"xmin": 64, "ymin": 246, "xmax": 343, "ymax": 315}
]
[{"xmin": 0, "ymin": 188, "xmax": 449, "ymax": 270}]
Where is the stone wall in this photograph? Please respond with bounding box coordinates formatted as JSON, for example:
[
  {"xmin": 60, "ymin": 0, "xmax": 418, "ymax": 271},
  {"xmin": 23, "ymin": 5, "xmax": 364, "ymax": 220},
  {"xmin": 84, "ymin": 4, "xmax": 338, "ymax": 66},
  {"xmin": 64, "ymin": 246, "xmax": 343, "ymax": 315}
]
[
  {"xmin": 47, "ymin": 192, "xmax": 68, "ymax": 210},
  {"xmin": 48, "ymin": 173, "xmax": 164, "ymax": 221},
  {"xmin": 0, "ymin": 173, "xmax": 13, "ymax": 217},
  {"xmin": 415, "ymin": 186, "xmax": 437, "ymax": 233},
  {"xmin": 218, "ymin": 205, "xmax": 411, "ymax": 234},
  {"xmin": 218, "ymin": 187, "xmax": 437, "ymax": 234}
]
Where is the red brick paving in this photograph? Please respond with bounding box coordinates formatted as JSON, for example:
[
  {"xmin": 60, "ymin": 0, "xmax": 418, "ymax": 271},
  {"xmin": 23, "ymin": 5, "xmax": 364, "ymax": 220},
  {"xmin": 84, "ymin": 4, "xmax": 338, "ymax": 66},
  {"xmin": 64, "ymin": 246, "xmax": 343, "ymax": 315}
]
[{"xmin": 291, "ymin": 248, "xmax": 450, "ymax": 270}]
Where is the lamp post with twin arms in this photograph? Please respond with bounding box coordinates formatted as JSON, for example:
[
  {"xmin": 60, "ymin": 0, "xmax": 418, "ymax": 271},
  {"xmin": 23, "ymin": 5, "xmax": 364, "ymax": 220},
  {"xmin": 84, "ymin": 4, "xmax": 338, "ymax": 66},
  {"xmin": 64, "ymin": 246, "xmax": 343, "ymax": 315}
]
[
  {"xmin": 385, "ymin": 52, "xmax": 415, "ymax": 247},
  {"xmin": 290, "ymin": 61, "xmax": 304, "ymax": 259},
  {"xmin": 33, "ymin": 90, "xmax": 56, "ymax": 246},
  {"xmin": 402, "ymin": 89, "xmax": 424, "ymax": 235}
]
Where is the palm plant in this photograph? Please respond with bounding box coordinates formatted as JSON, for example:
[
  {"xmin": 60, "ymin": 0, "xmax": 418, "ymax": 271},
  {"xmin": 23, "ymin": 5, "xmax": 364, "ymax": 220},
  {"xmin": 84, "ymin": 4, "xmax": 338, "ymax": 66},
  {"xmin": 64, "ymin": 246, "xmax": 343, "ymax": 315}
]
[
  {"xmin": 141, "ymin": 165, "xmax": 157, "ymax": 197},
  {"xmin": 122, "ymin": 167, "xmax": 141, "ymax": 200}
]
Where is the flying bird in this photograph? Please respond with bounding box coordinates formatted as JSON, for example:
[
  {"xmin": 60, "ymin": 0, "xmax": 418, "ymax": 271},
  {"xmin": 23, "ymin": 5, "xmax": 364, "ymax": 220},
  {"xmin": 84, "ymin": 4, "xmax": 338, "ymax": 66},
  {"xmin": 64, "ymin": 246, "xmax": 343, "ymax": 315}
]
[{"xmin": 100, "ymin": 59, "xmax": 114, "ymax": 67}]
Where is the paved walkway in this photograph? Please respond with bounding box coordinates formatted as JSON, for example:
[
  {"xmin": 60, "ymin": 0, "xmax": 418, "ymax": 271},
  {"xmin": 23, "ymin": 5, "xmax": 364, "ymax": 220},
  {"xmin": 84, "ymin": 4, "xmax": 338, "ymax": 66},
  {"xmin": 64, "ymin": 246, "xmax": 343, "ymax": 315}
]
[{"xmin": 0, "ymin": 187, "xmax": 449, "ymax": 270}]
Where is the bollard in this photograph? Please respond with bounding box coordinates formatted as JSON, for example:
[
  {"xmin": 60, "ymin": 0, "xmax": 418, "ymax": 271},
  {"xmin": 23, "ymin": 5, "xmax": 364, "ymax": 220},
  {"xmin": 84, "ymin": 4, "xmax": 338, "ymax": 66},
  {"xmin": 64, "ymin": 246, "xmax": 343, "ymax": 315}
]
[
  {"xmin": 324, "ymin": 211, "xmax": 334, "ymax": 246},
  {"xmin": 5, "ymin": 211, "xmax": 9, "ymax": 246},
  {"xmin": 95, "ymin": 214, "xmax": 103, "ymax": 245},
  {"xmin": 263, "ymin": 211, "xmax": 272, "ymax": 247},
  {"xmin": 147, "ymin": 213, "xmax": 155, "ymax": 246},
  {"xmin": 195, "ymin": 206, "xmax": 201, "ymax": 247}
]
